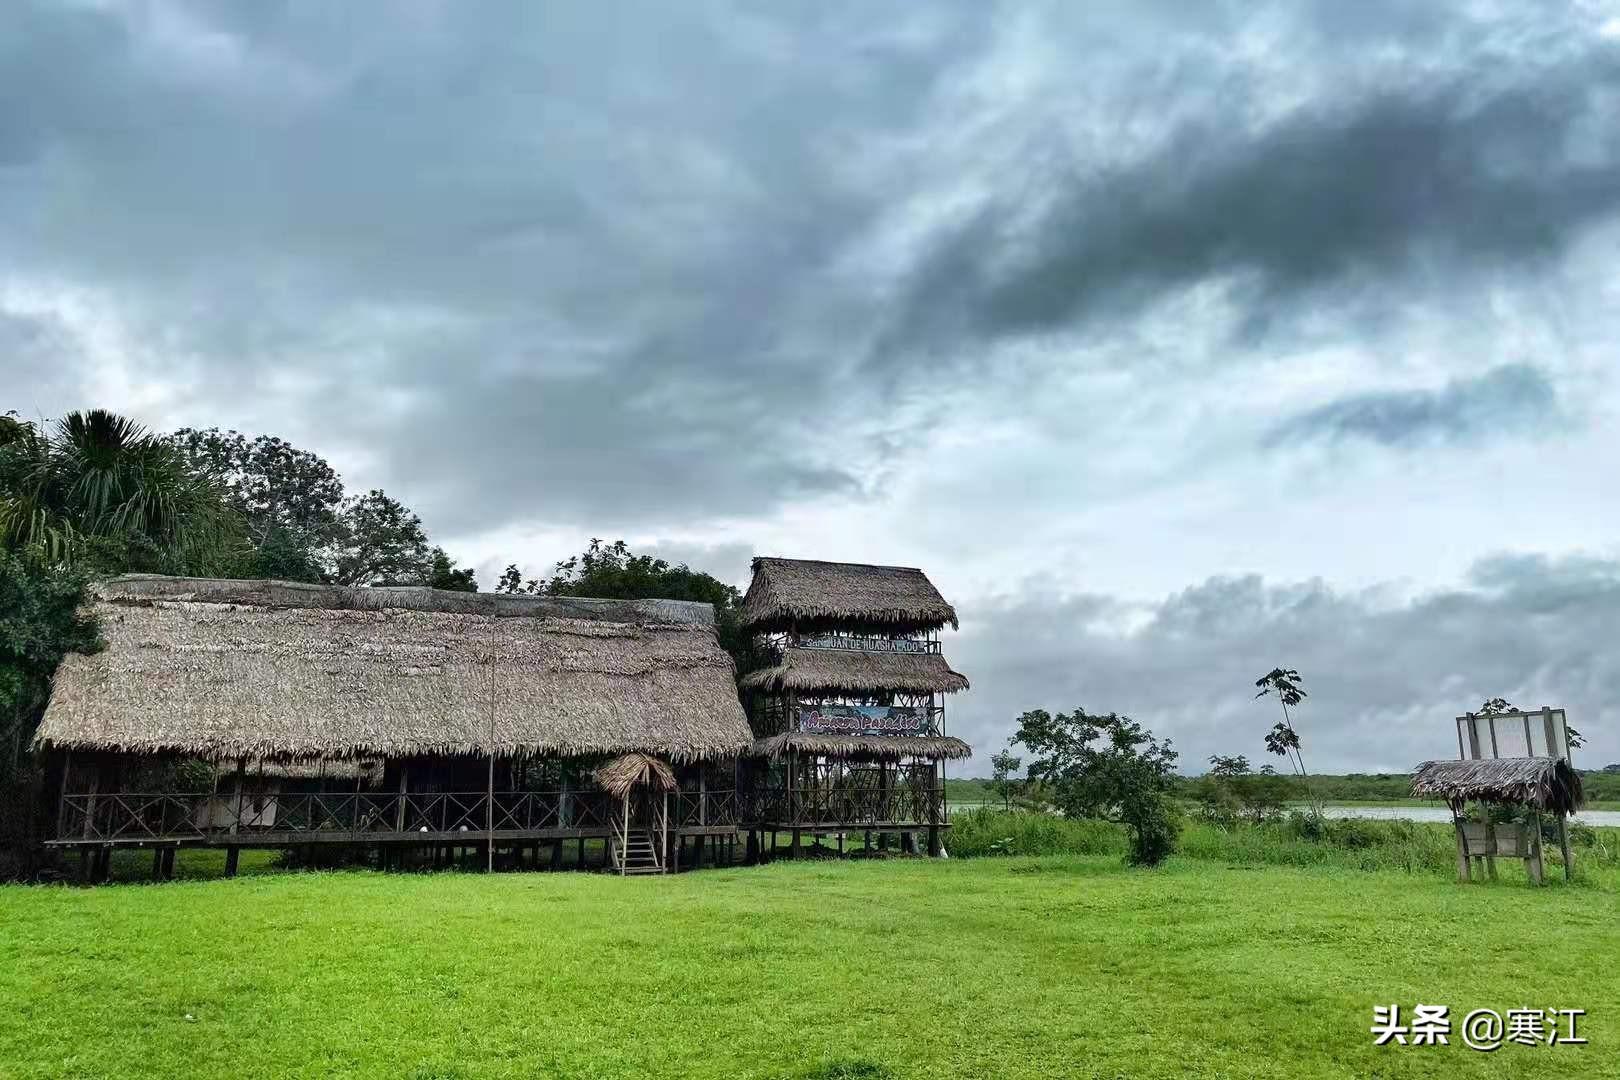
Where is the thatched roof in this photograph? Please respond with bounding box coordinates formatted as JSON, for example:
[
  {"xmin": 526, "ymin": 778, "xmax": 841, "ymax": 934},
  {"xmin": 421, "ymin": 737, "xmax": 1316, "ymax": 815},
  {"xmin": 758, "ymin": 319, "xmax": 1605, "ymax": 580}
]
[
  {"xmin": 739, "ymin": 557, "xmax": 958, "ymax": 633},
  {"xmin": 740, "ymin": 648, "xmax": 969, "ymax": 694},
  {"xmin": 594, "ymin": 752, "xmax": 677, "ymax": 798},
  {"xmin": 36, "ymin": 575, "xmax": 752, "ymax": 763},
  {"xmin": 752, "ymin": 732, "xmax": 973, "ymax": 761},
  {"xmin": 1411, "ymin": 757, "xmax": 1585, "ymax": 815}
]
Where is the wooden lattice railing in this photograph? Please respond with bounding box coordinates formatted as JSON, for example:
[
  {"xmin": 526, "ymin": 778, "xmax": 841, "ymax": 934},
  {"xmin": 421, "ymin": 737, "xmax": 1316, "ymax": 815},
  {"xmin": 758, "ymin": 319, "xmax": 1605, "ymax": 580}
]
[
  {"xmin": 752, "ymin": 786, "xmax": 941, "ymax": 826},
  {"xmin": 57, "ymin": 789, "xmax": 632, "ymax": 843}
]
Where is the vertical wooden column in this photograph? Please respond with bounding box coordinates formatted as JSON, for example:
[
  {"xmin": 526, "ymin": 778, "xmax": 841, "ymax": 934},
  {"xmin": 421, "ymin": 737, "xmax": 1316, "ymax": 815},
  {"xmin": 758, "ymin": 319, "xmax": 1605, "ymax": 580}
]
[
  {"xmin": 1527, "ymin": 809, "xmax": 1545, "ymax": 885},
  {"xmin": 56, "ymin": 749, "xmax": 73, "ymax": 843},
  {"xmin": 1557, "ymin": 811, "xmax": 1573, "ymax": 881},
  {"xmin": 394, "ymin": 760, "xmax": 409, "ymax": 831},
  {"xmin": 1452, "ymin": 815, "xmax": 1470, "ymax": 883},
  {"xmin": 226, "ymin": 756, "xmax": 245, "ymax": 877}
]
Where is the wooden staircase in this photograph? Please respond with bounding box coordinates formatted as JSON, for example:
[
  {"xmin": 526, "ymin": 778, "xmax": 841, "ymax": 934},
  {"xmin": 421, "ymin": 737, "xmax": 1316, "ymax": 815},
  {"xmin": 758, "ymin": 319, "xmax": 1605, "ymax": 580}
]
[{"xmin": 612, "ymin": 827, "xmax": 664, "ymax": 875}]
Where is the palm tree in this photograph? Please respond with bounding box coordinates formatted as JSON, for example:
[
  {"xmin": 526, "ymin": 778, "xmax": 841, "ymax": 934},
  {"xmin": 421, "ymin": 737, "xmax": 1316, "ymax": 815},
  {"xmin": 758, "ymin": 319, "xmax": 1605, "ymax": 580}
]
[{"xmin": 0, "ymin": 409, "xmax": 239, "ymax": 572}]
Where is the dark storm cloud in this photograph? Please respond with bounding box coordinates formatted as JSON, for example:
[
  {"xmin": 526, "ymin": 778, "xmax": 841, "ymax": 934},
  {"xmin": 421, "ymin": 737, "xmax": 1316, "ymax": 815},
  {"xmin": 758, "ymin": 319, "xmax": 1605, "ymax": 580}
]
[
  {"xmin": 2, "ymin": 1, "xmax": 1617, "ymax": 543},
  {"xmin": 946, "ymin": 554, "xmax": 1620, "ymax": 775},
  {"xmin": 0, "ymin": 1, "xmax": 989, "ymax": 531},
  {"xmin": 1264, "ymin": 364, "xmax": 1558, "ymax": 448},
  {"xmin": 894, "ymin": 40, "xmax": 1620, "ymax": 348}
]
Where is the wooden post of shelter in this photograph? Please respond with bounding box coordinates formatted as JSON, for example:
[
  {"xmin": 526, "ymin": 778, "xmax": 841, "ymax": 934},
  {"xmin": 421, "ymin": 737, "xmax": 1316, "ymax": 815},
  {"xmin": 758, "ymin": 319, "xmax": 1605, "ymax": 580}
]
[
  {"xmin": 1451, "ymin": 808, "xmax": 1470, "ymax": 883},
  {"xmin": 1527, "ymin": 808, "xmax": 1545, "ymax": 885},
  {"xmin": 225, "ymin": 756, "xmax": 245, "ymax": 877},
  {"xmin": 487, "ymin": 655, "xmax": 496, "ymax": 874}
]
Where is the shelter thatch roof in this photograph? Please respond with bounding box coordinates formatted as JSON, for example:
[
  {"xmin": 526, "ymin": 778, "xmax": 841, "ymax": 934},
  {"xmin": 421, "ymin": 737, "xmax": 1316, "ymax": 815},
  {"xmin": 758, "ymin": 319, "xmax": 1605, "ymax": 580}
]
[
  {"xmin": 752, "ymin": 732, "xmax": 972, "ymax": 762},
  {"xmin": 594, "ymin": 753, "xmax": 678, "ymax": 798},
  {"xmin": 739, "ymin": 557, "xmax": 958, "ymax": 633},
  {"xmin": 740, "ymin": 648, "xmax": 968, "ymax": 695},
  {"xmin": 1411, "ymin": 757, "xmax": 1585, "ymax": 815},
  {"xmin": 36, "ymin": 575, "xmax": 752, "ymax": 764}
]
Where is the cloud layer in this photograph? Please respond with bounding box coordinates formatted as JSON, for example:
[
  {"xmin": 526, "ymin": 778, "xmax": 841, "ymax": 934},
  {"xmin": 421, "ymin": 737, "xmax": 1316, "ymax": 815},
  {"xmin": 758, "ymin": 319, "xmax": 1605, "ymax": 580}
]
[{"xmin": 4, "ymin": 1, "xmax": 1620, "ymax": 772}]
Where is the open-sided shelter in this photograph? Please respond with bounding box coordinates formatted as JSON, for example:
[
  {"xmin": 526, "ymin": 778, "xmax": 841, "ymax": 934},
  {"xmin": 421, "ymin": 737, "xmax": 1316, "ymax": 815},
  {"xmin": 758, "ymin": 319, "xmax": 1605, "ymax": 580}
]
[{"xmin": 1411, "ymin": 706, "xmax": 1584, "ymax": 884}]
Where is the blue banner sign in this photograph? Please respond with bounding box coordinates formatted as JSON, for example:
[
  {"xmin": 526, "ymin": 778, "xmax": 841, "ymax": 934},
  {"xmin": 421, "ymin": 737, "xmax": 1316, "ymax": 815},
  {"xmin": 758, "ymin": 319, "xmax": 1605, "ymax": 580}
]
[{"xmin": 797, "ymin": 704, "xmax": 928, "ymax": 736}]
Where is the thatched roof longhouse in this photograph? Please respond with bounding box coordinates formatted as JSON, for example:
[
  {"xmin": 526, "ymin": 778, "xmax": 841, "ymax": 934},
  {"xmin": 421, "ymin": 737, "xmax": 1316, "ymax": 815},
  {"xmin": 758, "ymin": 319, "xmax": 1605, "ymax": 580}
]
[
  {"xmin": 36, "ymin": 576, "xmax": 752, "ymax": 763},
  {"xmin": 752, "ymin": 732, "xmax": 972, "ymax": 762},
  {"xmin": 739, "ymin": 558, "xmax": 958, "ymax": 633},
  {"xmin": 740, "ymin": 648, "xmax": 969, "ymax": 695},
  {"xmin": 1411, "ymin": 757, "xmax": 1585, "ymax": 815}
]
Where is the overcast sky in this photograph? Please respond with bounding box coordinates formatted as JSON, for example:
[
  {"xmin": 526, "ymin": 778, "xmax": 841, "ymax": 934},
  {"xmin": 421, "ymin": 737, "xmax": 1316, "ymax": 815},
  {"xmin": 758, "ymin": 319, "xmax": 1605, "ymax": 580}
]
[{"xmin": 6, "ymin": 1, "xmax": 1620, "ymax": 774}]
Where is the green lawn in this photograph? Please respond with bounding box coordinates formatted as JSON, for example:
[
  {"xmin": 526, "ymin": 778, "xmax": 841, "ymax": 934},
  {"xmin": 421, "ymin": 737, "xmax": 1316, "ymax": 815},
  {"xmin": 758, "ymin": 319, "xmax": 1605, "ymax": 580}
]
[{"xmin": 1, "ymin": 856, "xmax": 1615, "ymax": 1079}]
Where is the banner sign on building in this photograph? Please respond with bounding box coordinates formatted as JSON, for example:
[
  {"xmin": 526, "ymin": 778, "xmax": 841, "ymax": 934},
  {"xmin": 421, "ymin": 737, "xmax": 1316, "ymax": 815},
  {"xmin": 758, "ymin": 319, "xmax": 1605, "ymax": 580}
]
[
  {"xmin": 798, "ymin": 634, "xmax": 931, "ymax": 654},
  {"xmin": 797, "ymin": 704, "xmax": 929, "ymax": 736}
]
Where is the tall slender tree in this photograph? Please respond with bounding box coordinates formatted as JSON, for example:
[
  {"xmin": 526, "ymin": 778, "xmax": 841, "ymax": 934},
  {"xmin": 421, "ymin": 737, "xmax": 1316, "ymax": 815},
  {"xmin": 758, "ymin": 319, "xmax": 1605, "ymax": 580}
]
[{"xmin": 1254, "ymin": 667, "xmax": 1317, "ymax": 816}]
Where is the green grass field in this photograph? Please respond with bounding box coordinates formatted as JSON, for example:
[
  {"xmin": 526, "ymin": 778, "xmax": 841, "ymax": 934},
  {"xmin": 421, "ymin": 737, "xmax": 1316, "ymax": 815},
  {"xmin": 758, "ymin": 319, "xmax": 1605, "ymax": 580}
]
[{"xmin": 2, "ymin": 855, "xmax": 1615, "ymax": 1079}]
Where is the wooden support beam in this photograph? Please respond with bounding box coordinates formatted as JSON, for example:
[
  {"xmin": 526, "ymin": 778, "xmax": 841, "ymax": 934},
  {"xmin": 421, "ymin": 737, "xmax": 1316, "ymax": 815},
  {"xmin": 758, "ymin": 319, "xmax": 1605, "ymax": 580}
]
[
  {"xmin": 1527, "ymin": 809, "xmax": 1545, "ymax": 885},
  {"xmin": 1558, "ymin": 811, "xmax": 1573, "ymax": 881},
  {"xmin": 1453, "ymin": 817, "xmax": 1470, "ymax": 883},
  {"xmin": 224, "ymin": 846, "xmax": 240, "ymax": 877}
]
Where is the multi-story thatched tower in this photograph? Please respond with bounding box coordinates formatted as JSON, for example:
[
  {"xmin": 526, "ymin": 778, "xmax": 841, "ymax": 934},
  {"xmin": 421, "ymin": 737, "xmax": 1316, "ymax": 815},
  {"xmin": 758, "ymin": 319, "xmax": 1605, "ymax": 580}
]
[{"xmin": 737, "ymin": 557, "xmax": 971, "ymax": 857}]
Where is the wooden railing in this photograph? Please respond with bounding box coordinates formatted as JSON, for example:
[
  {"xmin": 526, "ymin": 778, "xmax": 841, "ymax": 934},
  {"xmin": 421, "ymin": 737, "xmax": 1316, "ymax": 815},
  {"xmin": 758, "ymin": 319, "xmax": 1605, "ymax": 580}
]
[
  {"xmin": 669, "ymin": 789, "xmax": 741, "ymax": 828},
  {"xmin": 58, "ymin": 789, "xmax": 624, "ymax": 843},
  {"xmin": 753, "ymin": 787, "xmax": 941, "ymax": 826},
  {"xmin": 53, "ymin": 786, "xmax": 937, "ymax": 842}
]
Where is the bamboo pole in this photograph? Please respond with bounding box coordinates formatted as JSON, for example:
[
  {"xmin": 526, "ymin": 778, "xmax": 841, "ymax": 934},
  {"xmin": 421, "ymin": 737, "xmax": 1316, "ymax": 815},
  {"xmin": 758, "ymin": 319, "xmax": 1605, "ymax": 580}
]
[{"xmin": 487, "ymin": 654, "xmax": 496, "ymax": 873}]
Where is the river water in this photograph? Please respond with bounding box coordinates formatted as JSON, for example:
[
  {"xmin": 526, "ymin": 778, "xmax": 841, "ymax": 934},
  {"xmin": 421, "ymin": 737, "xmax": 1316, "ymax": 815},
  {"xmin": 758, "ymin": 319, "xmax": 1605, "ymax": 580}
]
[
  {"xmin": 948, "ymin": 802, "xmax": 1620, "ymax": 826},
  {"xmin": 1321, "ymin": 805, "xmax": 1620, "ymax": 826}
]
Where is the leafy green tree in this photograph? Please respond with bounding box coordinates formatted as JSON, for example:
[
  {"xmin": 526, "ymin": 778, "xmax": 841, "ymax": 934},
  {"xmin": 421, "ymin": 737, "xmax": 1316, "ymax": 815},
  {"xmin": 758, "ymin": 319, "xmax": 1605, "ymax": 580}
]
[
  {"xmin": 501, "ymin": 539, "xmax": 752, "ymax": 674},
  {"xmin": 0, "ymin": 554, "xmax": 102, "ymax": 773},
  {"xmin": 0, "ymin": 410, "xmax": 239, "ymax": 573},
  {"xmin": 426, "ymin": 547, "xmax": 478, "ymax": 592},
  {"xmin": 322, "ymin": 489, "xmax": 434, "ymax": 587},
  {"xmin": 989, "ymin": 749, "xmax": 1023, "ymax": 810},
  {"xmin": 170, "ymin": 428, "xmax": 344, "ymax": 550},
  {"xmin": 1254, "ymin": 667, "xmax": 1317, "ymax": 815},
  {"xmin": 1010, "ymin": 707, "xmax": 1180, "ymax": 866}
]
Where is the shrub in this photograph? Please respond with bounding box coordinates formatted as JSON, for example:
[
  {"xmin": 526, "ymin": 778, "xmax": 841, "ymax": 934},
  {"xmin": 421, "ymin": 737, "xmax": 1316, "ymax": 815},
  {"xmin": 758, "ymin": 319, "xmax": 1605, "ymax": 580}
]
[
  {"xmin": 1125, "ymin": 801, "xmax": 1178, "ymax": 866},
  {"xmin": 948, "ymin": 809, "xmax": 1126, "ymax": 858}
]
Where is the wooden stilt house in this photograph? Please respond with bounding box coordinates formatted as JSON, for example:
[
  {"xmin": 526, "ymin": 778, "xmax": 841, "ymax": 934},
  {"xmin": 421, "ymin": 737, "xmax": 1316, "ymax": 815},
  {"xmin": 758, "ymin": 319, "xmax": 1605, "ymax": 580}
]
[
  {"xmin": 737, "ymin": 557, "xmax": 971, "ymax": 858},
  {"xmin": 35, "ymin": 575, "xmax": 752, "ymax": 879}
]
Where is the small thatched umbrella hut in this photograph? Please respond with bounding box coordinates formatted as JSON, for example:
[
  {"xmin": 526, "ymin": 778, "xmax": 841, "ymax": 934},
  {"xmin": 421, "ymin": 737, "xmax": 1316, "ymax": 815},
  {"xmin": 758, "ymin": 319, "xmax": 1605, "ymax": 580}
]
[
  {"xmin": 737, "ymin": 557, "xmax": 971, "ymax": 860},
  {"xmin": 36, "ymin": 575, "xmax": 752, "ymax": 880},
  {"xmin": 1412, "ymin": 757, "xmax": 1585, "ymax": 884}
]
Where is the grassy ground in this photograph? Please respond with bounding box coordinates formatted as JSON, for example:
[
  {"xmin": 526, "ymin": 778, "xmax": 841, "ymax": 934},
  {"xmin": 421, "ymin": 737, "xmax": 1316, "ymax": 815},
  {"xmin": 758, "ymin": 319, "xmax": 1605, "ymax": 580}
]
[{"xmin": 2, "ymin": 856, "xmax": 1616, "ymax": 1079}]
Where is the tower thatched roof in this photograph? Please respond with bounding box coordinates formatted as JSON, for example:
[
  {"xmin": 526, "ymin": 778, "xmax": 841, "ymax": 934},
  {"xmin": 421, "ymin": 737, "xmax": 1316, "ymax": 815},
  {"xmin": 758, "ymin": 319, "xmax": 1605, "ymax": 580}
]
[
  {"xmin": 740, "ymin": 647, "xmax": 968, "ymax": 694},
  {"xmin": 751, "ymin": 732, "xmax": 972, "ymax": 761},
  {"xmin": 1410, "ymin": 757, "xmax": 1585, "ymax": 815},
  {"xmin": 738, "ymin": 557, "xmax": 959, "ymax": 633},
  {"xmin": 35, "ymin": 575, "xmax": 752, "ymax": 763}
]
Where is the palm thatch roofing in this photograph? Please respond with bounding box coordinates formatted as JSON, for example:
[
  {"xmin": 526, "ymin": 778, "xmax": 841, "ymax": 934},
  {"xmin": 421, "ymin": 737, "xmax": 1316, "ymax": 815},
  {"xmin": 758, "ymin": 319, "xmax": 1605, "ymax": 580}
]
[
  {"xmin": 752, "ymin": 732, "xmax": 972, "ymax": 762},
  {"xmin": 36, "ymin": 575, "xmax": 752, "ymax": 764},
  {"xmin": 594, "ymin": 752, "xmax": 677, "ymax": 798},
  {"xmin": 1410, "ymin": 757, "xmax": 1585, "ymax": 815},
  {"xmin": 739, "ymin": 557, "xmax": 959, "ymax": 633},
  {"xmin": 740, "ymin": 648, "xmax": 969, "ymax": 695}
]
